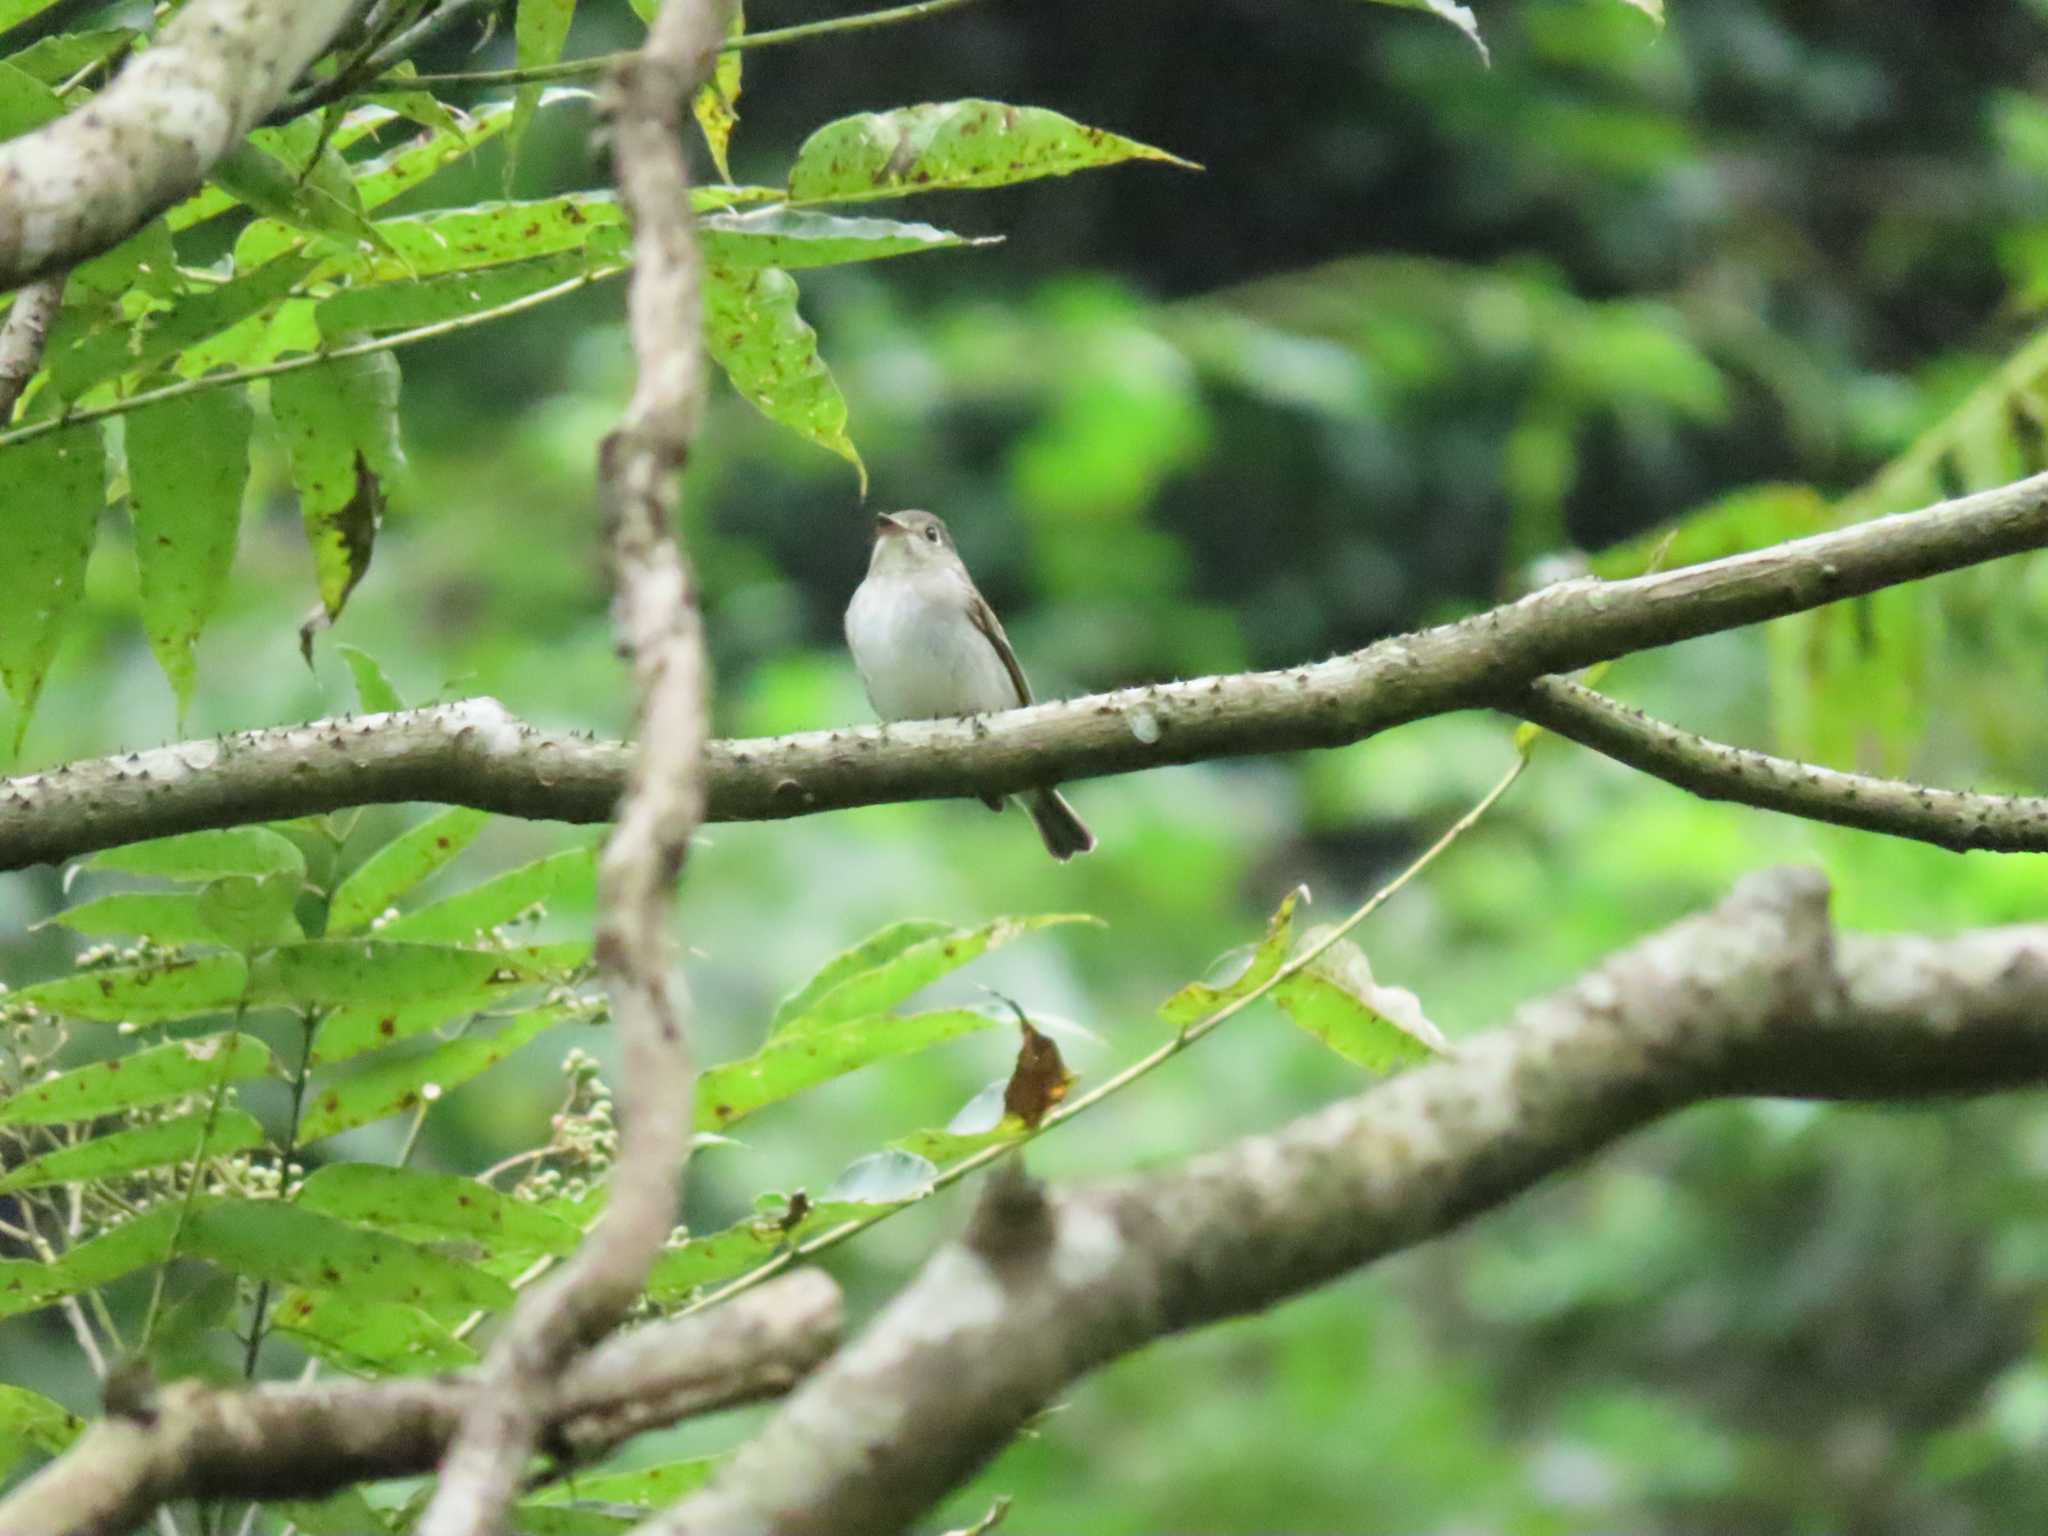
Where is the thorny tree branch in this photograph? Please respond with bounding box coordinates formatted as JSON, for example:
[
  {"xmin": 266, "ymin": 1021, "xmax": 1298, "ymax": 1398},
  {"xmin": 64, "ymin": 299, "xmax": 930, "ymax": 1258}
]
[
  {"xmin": 0, "ymin": 0, "xmax": 360, "ymax": 287},
  {"xmin": 638, "ymin": 868, "xmax": 2048, "ymax": 1535},
  {"xmin": 0, "ymin": 280, "xmax": 59, "ymax": 420},
  {"xmin": 0, "ymin": 1271, "xmax": 840, "ymax": 1536},
  {"xmin": 7, "ymin": 872, "xmax": 2047, "ymax": 1535},
  {"xmin": 1511, "ymin": 675, "xmax": 2048, "ymax": 852},
  {"xmin": 415, "ymin": 2, "xmax": 733, "ymax": 1533},
  {"xmin": 8, "ymin": 469, "xmax": 2048, "ymax": 871}
]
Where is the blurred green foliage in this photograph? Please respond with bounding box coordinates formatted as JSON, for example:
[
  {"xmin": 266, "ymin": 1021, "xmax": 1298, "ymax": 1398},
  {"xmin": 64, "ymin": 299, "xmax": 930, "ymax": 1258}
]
[{"xmin": 5, "ymin": 0, "xmax": 2048, "ymax": 1532}]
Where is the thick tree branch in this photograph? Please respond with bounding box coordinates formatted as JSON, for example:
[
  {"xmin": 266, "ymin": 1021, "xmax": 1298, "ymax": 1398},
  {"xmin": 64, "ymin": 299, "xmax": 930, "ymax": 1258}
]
[
  {"xmin": 7, "ymin": 470, "xmax": 2048, "ymax": 871},
  {"xmin": 640, "ymin": 869, "xmax": 2048, "ymax": 1535},
  {"xmin": 416, "ymin": 4, "xmax": 731, "ymax": 1533},
  {"xmin": 0, "ymin": 1271, "xmax": 840, "ymax": 1536},
  {"xmin": 0, "ymin": 279, "xmax": 59, "ymax": 418},
  {"xmin": 0, "ymin": 0, "xmax": 360, "ymax": 288},
  {"xmin": 1514, "ymin": 675, "xmax": 2048, "ymax": 851}
]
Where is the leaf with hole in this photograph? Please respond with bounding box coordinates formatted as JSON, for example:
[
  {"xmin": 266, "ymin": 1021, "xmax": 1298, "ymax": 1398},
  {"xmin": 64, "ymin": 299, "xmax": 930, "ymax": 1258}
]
[
  {"xmin": 0, "ymin": 1034, "xmax": 272, "ymax": 1125},
  {"xmin": 786, "ymin": 99, "xmax": 1198, "ymax": 205}
]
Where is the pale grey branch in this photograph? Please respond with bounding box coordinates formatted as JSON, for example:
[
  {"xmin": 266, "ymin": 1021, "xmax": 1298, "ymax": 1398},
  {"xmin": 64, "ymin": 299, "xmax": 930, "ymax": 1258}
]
[
  {"xmin": 640, "ymin": 870, "xmax": 2048, "ymax": 1535},
  {"xmin": 0, "ymin": 0, "xmax": 359, "ymax": 287},
  {"xmin": 1514, "ymin": 675, "xmax": 2048, "ymax": 852},
  {"xmin": 7, "ymin": 470, "xmax": 2048, "ymax": 871},
  {"xmin": 0, "ymin": 1270, "xmax": 841, "ymax": 1536},
  {"xmin": 415, "ymin": 3, "xmax": 733, "ymax": 1532}
]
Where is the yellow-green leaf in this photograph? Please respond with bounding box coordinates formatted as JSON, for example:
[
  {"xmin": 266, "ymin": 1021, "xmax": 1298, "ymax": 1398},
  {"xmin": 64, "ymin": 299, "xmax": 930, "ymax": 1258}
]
[
  {"xmin": 704, "ymin": 263, "xmax": 863, "ymax": 488},
  {"xmin": 326, "ymin": 807, "xmax": 489, "ymax": 936},
  {"xmin": 787, "ymin": 99, "xmax": 1198, "ymax": 205},
  {"xmin": 1157, "ymin": 887, "xmax": 1306, "ymax": 1027},
  {"xmin": 0, "ymin": 1034, "xmax": 272, "ymax": 1125}
]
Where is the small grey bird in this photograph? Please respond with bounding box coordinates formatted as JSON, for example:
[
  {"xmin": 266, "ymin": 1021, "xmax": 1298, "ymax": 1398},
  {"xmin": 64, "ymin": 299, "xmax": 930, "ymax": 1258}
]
[{"xmin": 845, "ymin": 510, "xmax": 1096, "ymax": 861}]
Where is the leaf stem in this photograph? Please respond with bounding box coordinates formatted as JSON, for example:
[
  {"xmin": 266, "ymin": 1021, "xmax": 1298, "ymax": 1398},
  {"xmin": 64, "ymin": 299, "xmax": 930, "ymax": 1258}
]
[
  {"xmin": 679, "ymin": 754, "xmax": 1529, "ymax": 1317},
  {"xmin": 363, "ymin": 0, "xmax": 989, "ymax": 94},
  {"xmin": 242, "ymin": 1008, "xmax": 322, "ymax": 1379}
]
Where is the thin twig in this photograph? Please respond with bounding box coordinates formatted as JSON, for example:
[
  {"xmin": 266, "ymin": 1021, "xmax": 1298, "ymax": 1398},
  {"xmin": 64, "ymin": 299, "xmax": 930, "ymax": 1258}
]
[
  {"xmin": 1513, "ymin": 675, "xmax": 2048, "ymax": 852},
  {"xmin": 415, "ymin": 0, "xmax": 728, "ymax": 1528},
  {"xmin": 0, "ymin": 279, "xmax": 59, "ymax": 421},
  {"xmin": 681, "ymin": 755, "xmax": 1527, "ymax": 1317},
  {"xmin": 367, "ymin": 0, "xmax": 988, "ymax": 93}
]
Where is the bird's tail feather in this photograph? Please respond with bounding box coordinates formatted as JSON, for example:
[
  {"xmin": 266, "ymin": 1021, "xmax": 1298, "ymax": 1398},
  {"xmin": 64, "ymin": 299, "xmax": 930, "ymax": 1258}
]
[{"xmin": 1024, "ymin": 788, "xmax": 1095, "ymax": 862}]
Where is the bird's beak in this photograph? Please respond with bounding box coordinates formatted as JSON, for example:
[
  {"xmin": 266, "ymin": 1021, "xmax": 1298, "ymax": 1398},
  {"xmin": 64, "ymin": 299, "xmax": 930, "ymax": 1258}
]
[{"xmin": 873, "ymin": 513, "xmax": 907, "ymax": 539}]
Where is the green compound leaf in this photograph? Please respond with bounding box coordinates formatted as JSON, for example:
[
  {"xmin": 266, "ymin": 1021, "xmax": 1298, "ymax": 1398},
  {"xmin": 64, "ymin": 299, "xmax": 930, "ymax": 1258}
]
[
  {"xmin": 326, "ymin": 807, "xmax": 490, "ymax": 936},
  {"xmin": 270, "ymin": 1288, "xmax": 477, "ymax": 1376},
  {"xmin": 178, "ymin": 1201, "xmax": 515, "ymax": 1311},
  {"xmin": 84, "ymin": 826, "xmax": 306, "ymax": 883},
  {"xmin": 6, "ymin": 953, "xmax": 251, "ymax": 1024},
  {"xmin": 0, "ymin": 1034, "xmax": 273, "ymax": 1125},
  {"xmin": 1158, "ymin": 886, "xmax": 1307, "ymax": 1028},
  {"xmin": 703, "ymin": 263, "xmax": 864, "ymax": 490},
  {"xmin": 525, "ymin": 1456, "xmax": 719, "ymax": 1514},
  {"xmin": 787, "ymin": 99, "xmax": 1198, "ymax": 205},
  {"xmin": 378, "ymin": 845, "xmax": 597, "ymax": 944},
  {"xmin": 698, "ymin": 208, "xmax": 995, "ymax": 270},
  {"xmin": 697, "ymin": 1007, "xmax": 1004, "ymax": 1131},
  {"xmin": 297, "ymin": 1164, "xmax": 580, "ymax": 1257},
  {"xmin": 0, "ymin": 1109, "xmax": 267, "ymax": 1193},
  {"xmin": 309, "ymin": 992, "xmax": 517, "ymax": 1067},
  {"xmin": 124, "ymin": 389, "xmax": 253, "ymax": 716},
  {"xmin": 0, "ymin": 424, "xmax": 102, "ymax": 754},
  {"xmin": 269, "ymin": 350, "xmax": 402, "ymax": 624},
  {"xmin": 0, "ymin": 1383, "xmax": 86, "ymax": 1477},
  {"xmin": 772, "ymin": 914, "xmax": 1094, "ymax": 1039},
  {"xmin": 297, "ymin": 1006, "xmax": 567, "ymax": 1144}
]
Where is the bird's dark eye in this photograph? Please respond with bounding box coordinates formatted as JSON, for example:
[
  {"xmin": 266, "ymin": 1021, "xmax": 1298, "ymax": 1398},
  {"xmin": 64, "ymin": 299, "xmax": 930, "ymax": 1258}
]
[{"xmin": 923, "ymin": 526, "xmax": 940, "ymax": 544}]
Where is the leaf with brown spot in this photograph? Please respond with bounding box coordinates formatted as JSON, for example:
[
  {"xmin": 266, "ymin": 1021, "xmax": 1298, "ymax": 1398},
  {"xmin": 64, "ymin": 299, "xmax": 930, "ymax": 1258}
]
[
  {"xmin": 703, "ymin": 262, "xmax": 864, "ymax": 490},
  {"xmin": 787, "ymin": 99, "xmax": 1198, "ymax": 206},
  {"xmin": 325, "ymin": 806, "xmax": 490, "ymax": 936},
  {"xmin": 271, "ymin": 351, "xmax": 402, "ymax": 633},
  {"xmin": 692, "ymin": 0, "xmax": 745, "ymax": 182}
]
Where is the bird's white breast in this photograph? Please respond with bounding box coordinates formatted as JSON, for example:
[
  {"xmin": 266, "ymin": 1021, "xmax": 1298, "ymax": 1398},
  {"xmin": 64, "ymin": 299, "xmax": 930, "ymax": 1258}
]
[{"xmin": 845, "ymin": 571, "xmax": 1019, "ymax": 721}]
